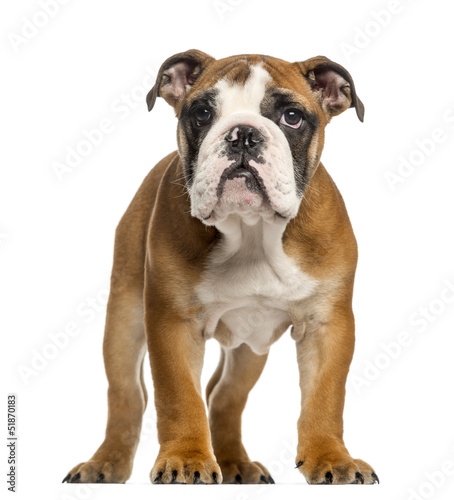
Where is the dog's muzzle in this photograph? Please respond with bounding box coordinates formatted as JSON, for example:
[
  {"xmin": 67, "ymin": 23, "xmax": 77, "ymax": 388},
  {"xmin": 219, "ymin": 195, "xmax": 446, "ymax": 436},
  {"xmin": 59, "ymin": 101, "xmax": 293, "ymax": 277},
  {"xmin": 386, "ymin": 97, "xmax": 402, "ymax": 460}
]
[{"xmin": 217, "ymin": 125, "xmax": 267, "ymax": 196}]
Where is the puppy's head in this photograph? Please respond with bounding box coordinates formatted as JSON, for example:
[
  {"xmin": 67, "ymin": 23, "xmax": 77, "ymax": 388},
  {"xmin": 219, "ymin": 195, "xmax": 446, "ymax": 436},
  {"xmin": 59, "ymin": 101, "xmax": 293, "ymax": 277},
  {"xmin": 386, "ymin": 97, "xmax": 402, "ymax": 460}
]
[{"xmin": 147, "ymin": 50, "xmax": 364, "ymax": 226}]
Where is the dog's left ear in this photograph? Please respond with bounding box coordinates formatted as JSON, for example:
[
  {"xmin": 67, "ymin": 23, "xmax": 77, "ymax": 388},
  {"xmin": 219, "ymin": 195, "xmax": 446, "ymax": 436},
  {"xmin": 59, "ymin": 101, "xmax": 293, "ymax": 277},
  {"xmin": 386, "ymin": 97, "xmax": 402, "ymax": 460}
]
[
  {"xmin": 146, "ymin": 49, "xmax": 215, "ymax": 112},
  {"xmin": 296, "ymin": 56, "xmax": 365, "ymax": 122}
]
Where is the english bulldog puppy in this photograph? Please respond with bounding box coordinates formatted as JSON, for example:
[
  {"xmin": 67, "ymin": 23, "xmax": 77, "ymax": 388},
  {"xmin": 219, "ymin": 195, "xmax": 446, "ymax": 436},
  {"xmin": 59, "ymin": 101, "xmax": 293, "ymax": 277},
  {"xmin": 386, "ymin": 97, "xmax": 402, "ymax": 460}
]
[{"xmin": 63, "ymin": 50, "xmax": 378, "ymax": 486}]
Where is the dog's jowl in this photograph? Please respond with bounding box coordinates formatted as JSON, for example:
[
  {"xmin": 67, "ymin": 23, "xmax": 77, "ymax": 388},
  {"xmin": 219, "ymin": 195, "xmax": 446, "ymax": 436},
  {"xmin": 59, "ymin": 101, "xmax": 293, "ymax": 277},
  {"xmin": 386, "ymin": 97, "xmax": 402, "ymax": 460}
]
[{"xmin": 63, "ymin": 50, "xmax": 378, "ymax": 486}]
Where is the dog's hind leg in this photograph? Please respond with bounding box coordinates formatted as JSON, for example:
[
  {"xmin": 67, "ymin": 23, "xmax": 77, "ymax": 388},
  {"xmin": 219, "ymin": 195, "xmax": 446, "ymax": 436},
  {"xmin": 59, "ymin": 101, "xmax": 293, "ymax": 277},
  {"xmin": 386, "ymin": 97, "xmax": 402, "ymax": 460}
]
[
  {"xmin": 62, "ymin": 278, "xmax": 147, "ymax": 483},
  {"xmin": 205, "ymin": 347, "xmax": 225, "ymax": 407},
  {"xmin": 62, "ymin": 199, "xmax": 151, "ymax": 484},
  {"xmin": 207, "ymin": 343, "xmax": 274, "ymax": 484}
]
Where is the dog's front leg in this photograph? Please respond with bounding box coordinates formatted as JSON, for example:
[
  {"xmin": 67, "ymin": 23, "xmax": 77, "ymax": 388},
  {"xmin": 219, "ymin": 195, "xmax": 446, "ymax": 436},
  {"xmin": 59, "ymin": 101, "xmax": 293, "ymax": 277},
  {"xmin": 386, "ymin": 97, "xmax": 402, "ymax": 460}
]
[
  {"xmin": 145, "ymin": 299, "xmax": 221, "ymax": 485},
  {"xmin": 293, "ymin": 301, "xmax": 378, "ymax": 485}
]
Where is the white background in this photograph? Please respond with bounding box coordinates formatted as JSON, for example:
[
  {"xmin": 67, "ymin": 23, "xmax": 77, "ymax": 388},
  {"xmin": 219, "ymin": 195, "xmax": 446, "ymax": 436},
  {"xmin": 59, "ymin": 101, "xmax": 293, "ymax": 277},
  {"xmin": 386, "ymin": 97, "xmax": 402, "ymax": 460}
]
[{"xmin": 2, "ymin": 1, "xmax": 454, "ymax": 499}]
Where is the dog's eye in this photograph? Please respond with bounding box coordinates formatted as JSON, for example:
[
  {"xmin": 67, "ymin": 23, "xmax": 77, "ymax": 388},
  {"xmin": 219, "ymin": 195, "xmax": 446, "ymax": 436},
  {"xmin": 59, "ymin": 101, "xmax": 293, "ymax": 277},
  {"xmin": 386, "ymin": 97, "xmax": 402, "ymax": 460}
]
[
  {"xmin": 280, "ymin": 109, "xmax": 303, "ymax": 129},
  {"xmin": 193, "ymin": 106, "xmax": 212, "ymax": 126}
]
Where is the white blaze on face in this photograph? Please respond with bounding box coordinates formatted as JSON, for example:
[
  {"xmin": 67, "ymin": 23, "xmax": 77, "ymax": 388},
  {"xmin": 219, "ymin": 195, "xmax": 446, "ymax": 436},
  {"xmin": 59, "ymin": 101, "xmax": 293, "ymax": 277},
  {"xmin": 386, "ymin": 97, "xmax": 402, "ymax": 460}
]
[
  {"xmin": 189, "ymin": 64, "xmax": 301, "ymax": 225},
  {"xmin": 217, "ymin": 64, "xmax": 271, "ymax": 115}
]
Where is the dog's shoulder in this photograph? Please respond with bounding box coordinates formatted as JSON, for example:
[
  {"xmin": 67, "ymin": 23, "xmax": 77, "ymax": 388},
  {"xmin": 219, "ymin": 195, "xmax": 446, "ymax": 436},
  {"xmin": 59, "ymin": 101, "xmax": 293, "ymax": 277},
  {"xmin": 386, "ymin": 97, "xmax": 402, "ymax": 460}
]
[
  {"xmin": 284, "ymin": 163, "xmax": 358, "ymax": 282},
  {"xmin": 112, "ymin": 151, "xmax": 181, "ymax": 275}
]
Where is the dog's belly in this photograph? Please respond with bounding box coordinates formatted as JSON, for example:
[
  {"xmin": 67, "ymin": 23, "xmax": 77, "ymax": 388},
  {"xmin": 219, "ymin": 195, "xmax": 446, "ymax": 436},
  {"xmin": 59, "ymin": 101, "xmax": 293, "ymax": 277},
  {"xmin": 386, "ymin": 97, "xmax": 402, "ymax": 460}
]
[
  {"xmin": 214, "ymin": 302, "xmax": 291, "ymax": 355},
  {"xmin": 197, "ymin": 217, "xmax": 318, "ymax": 355}
]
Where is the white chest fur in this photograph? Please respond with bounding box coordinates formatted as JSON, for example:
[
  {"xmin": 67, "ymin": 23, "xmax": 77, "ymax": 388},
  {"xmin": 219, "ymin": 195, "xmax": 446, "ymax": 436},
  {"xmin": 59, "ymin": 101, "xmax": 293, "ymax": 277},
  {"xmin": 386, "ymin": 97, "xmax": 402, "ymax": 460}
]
[{"xmin": 197, "ymin": 215, "xmax": 318, "ymax": 355}]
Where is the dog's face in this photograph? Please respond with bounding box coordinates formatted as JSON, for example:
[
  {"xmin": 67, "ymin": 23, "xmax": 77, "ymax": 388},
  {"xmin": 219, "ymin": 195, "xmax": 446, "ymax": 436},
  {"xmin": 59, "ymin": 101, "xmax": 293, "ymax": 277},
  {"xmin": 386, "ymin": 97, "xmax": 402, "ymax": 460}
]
[{"xmin": 147, "ymin": 51, "xmax": 364, "ymax": 226}]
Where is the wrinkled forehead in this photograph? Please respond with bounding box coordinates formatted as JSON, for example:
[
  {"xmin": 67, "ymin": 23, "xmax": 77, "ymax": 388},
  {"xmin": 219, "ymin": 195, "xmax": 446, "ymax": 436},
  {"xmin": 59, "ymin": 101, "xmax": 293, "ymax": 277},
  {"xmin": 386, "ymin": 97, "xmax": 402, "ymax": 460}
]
[{"xmin": 185, "ymin": 55, "xmax": 317, "ymax": 115}]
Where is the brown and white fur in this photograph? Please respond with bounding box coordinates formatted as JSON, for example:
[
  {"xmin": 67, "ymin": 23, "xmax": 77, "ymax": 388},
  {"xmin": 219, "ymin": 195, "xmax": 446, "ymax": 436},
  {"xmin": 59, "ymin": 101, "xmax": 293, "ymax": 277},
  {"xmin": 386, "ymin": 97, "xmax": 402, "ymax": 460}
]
[{"xmin": 62, "ymin": 50, "xmax": 378, "ymax": 486}]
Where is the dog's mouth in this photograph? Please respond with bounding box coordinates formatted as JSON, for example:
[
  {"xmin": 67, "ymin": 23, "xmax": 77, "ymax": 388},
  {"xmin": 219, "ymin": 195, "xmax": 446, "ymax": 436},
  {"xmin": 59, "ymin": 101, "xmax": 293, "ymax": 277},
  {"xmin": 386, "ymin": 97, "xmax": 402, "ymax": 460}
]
[
  {"xmin": 227, "ymin": 166, "xmax": 262, "ymax": 192},
  {"xmin": 217, "ymin": 162, "xmax": 266, "ymax": 198},
  {"xmin": 201, "ymin": 159, "xmax": 288, "ymax": 223}
]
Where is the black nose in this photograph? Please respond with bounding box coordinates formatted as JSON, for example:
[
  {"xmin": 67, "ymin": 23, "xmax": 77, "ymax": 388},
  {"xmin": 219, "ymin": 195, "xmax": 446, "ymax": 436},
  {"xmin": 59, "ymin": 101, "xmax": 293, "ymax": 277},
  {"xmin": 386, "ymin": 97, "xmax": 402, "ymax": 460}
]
[{"xmin": 225, "ymin": 125, "xmax": 264, "ymax": 152}]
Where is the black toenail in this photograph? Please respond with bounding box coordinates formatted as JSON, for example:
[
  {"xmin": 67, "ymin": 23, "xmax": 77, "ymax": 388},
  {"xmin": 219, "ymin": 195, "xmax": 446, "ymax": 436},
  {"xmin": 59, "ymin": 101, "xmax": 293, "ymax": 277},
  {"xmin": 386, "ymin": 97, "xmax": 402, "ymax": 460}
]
[
  {"xmin": 193, "ymin": 471, "xmax": 200, "ymax": 484},
  {"xmin": 371, "ymin": 472, "xmax": 379, "ymax": 484},
  {"xmin": 356, "ymin": 472, "xmax": 364, "ymax": 484},
  {"xmin": 295, "ymin": 460, "xmax": 304, "ymax": 468},
  {"xmin": 153, "ymin": 471, "xmax": 163, "ymax": 483},
  {"xmin": 268, "ymin": 475, "xmax": 275, "ymax": 484},
  {"xmin": 96, "ymin": 473, "xmax": 105, "ymax": 483},
  {"xmin": 171, "ymin": 470, "xmax": 178, "ymax": 483},
  {"xmin": 325, "ymin": 471, "xmax": 333, "ymax": 484},
  {"xmin": 235, "ymin": 474, "xmax": 242, "ymax": 484},
  {"xmin": 212, "ymin": 471, "xmax": 219, "ymax": 484},
  {"xmin": 62, "ymin": 473, "xmax": 71, "ymax": 483},
  {"xmin": 260, "ymin": 474, "xmax": 269, "ymax": 483},
  {"xmin": 70, "ymin": 472, "xmax": 81, "ymax": 483}
]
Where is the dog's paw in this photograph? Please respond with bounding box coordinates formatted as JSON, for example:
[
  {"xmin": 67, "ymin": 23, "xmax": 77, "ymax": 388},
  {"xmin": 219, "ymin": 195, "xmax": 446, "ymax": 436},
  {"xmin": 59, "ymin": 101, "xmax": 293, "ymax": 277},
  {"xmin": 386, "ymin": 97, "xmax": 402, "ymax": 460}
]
[
  {"xmin": 219, "ymin": 459, "xmax": 275, "ymax": 484},
  {"xmin": 150, "ymin": 450, "xmax": 222, "ymax": 484},
  {"xmin": 62, "ymin": 450, "xmax": 132, "ymax": 484},
  {"xmin": 297, "ymin": 457, "xmax": 378, "ymax": 485},
  {"xmin": 296, "ymin": 441, "xmax": 378, "ymax": 485}
]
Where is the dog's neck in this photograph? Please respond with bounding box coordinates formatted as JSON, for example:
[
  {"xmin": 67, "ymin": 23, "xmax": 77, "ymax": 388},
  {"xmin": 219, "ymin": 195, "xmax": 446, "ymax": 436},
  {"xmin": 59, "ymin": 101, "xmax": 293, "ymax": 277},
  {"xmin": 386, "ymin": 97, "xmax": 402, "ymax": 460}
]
[{"xmin": 213, "ymin": 214, "xmax": 288, "ymax": 263}]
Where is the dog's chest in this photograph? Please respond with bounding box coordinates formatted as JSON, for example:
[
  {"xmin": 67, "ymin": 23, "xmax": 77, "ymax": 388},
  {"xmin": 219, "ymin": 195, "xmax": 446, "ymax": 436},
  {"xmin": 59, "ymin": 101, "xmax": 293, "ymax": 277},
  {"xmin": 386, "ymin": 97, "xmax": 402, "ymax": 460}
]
[{"xmin": 197, "ymin": 218, "xmax": 317, "ymax": 354}]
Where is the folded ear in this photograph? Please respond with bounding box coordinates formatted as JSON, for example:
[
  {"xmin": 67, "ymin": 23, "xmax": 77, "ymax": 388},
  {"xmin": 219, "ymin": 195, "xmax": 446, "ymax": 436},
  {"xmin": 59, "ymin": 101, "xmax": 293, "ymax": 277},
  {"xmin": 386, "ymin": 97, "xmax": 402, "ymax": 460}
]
[
  {"xmin": 146, "ymin": 49, "xmax": 215, "ymax": 112},
  {"xmin": 296, "ymin": 56, "xmax": 365, "ymax": 122}
]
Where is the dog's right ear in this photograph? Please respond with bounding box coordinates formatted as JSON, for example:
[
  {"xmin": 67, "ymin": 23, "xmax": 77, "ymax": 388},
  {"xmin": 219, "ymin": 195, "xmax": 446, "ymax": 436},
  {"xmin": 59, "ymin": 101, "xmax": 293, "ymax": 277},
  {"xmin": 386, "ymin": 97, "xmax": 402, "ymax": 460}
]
[{"xmin": 146, "ymin": 49, "xmax": 215, "ymax": 112}]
